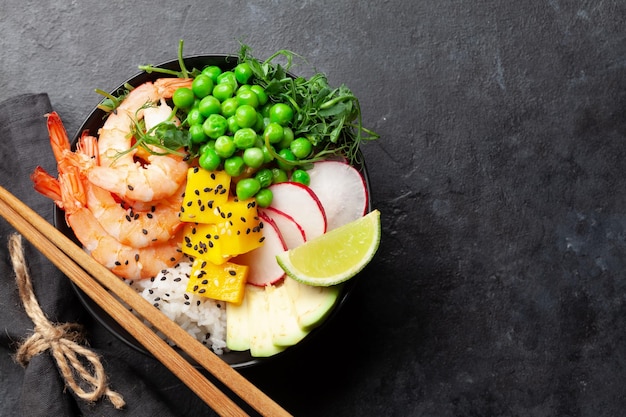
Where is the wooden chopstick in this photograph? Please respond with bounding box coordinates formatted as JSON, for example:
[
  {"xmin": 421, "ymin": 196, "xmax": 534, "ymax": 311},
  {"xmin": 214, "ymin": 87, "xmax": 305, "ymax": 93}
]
[{"xmin": 0, "ymin": 185, "xmax": 292, "ymax": 417}]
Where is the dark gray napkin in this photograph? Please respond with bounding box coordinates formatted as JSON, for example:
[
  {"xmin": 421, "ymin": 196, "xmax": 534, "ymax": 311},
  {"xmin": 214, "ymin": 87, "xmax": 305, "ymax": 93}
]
[{"xmin": 0, "ymin": 94, "xmax": 215, "ymax": 417}]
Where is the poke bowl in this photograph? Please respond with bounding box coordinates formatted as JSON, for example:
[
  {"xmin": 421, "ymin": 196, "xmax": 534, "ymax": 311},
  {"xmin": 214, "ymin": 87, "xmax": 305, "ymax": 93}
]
[{"xmin": 50, "ymin": 50, "xmax": 378, "ymax": 369}]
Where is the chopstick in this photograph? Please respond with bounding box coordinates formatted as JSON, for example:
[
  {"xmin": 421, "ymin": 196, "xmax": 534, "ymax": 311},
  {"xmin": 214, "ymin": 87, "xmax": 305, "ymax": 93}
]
[{"xmin": 0, "ymin": 185, "xmax": 292, "ymax": 417}]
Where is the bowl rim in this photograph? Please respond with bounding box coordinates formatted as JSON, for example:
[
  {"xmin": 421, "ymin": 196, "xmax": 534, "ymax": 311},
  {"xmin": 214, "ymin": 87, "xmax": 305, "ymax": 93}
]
[{"xmin": 56, "ymin": 54, "xmax": 372, "ymax": 369}]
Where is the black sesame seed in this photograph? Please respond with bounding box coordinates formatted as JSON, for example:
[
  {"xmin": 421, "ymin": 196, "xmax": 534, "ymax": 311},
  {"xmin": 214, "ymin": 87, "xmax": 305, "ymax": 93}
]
[
  {"xmin": 228, "ymin": 270, "xmax": 236, "ymax": 276},
  {"xmin": 135, "ymin": 254, "xmax": 140, "ymax": 262},
  {"xmin": 128, "ymin": 185, "xmax": 134, "ymax": 191},
  {"xmin": 142, "ymin": 229, "xmax": 148, "ymax": 235},
  {"xmin": 147, "ymin": 213, "xmax": 153, "ymax": 219}
]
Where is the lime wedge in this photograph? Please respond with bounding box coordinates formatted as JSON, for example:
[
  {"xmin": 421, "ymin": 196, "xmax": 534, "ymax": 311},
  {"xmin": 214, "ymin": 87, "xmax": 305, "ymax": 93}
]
[{"xmin": 276, "ymin": 210, "xmax": 381, "ymax": 286}]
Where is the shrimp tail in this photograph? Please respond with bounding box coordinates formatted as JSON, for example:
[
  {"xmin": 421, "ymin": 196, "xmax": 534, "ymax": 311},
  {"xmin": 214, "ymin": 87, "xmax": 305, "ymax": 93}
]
[
  {"xmin": 46, "ymin": 111, "xmax": 72, "ymax": 162},
  {"xmin": 31, "ymin": 166, "xmax": 63, "ymax": 205}
]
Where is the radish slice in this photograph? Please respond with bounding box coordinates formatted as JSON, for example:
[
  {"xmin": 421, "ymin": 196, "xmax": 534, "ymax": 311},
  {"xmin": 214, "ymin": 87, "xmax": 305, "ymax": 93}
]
[
  {"xmin": 260, "ymin": 207, "xmax": 306, "ymax": 249},
  {"xmin": 307, "ymin": 160, "xmax": 368, "ymax": 230},
  {"xmin": 234, "ymin": 213, "xmax": 286, "ymax": 286},
  {"xmin": 268, "ymin": 182, "xmax": 327, "ymax": 240}
]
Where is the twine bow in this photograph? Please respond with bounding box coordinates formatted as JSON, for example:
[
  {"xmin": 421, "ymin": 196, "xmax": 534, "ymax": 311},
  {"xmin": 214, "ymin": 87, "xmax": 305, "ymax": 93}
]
[{"xmin": 8, "ymin": 233, "xmax": 125, "ymax": 409}]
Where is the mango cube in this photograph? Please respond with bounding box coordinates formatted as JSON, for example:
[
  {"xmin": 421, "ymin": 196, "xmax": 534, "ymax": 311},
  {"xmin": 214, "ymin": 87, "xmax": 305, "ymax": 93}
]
[
  {"xmin": 187, "ymin": 258, "xmax": 249, "ymax": 304},
  {"xmin": 179, "ymin": 168, "xmax": 230, "ymax": 223}
]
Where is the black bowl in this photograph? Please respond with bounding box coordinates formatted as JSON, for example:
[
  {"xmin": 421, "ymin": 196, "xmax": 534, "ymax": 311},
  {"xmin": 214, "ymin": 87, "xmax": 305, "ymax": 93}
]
[{"xmin": 55, "ymin": 55, "xmax": 371, "ymax": 369}]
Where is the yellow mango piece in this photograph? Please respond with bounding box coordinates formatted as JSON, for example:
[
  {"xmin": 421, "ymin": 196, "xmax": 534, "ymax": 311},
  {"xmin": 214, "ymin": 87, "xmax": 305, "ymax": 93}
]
[
  {"xmin": 187, "ymin": 258, "xmax": 248, "ymax": 304},
  {"xmin": 214, "ymin": 197, "xmax": 265, "ymax": 256},
  {"xmin": 179, "ymin": 168, "xmax": 230, "ymax": 223},
  {"xmin": 181, "ymin": 223, "xmax": 231, "ymax": 265}
]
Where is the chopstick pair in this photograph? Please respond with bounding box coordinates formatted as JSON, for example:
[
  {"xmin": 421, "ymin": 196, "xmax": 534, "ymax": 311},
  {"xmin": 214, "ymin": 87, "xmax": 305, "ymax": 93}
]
[{"xmin": 0, "ymin": 185, "xmax": 292, "ymax": 417}]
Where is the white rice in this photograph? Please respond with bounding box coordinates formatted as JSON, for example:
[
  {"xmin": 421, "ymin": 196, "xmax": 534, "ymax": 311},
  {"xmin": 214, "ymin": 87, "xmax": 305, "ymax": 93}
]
[{"xmin": 125, "ymin": 257, "xmax": 228, "ymax": 355}]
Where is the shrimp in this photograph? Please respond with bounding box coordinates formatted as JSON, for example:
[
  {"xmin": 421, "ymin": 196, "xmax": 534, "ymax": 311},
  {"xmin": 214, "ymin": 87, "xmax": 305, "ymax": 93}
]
[
  {"xmin": 68, "ymin": 207, "xmax": 184, "ymax": 280},
  {"xmin": 86, "ymin": 182, "xmax": 185, "ymax": 248},
  {"xmin": 87, "ymin": 78, "xmax": 194, "ymax": 202},
  {"xmin": 32, "ymin": 111, "xmax": 184, "ymax": 279}
]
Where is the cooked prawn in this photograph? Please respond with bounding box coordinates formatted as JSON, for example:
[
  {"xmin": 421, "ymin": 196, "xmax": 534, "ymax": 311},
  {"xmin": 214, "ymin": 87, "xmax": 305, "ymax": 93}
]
[
  {"xmin": 87, "ymin": 78, "xmax": 193, "ymax": 202},
  {"xmin": 31, "ymin": 111, "xmax": 184, "ymax": 279},
  {"xmin": 86, "ymin": 182, "xmax": 184, "ymax": 248}
]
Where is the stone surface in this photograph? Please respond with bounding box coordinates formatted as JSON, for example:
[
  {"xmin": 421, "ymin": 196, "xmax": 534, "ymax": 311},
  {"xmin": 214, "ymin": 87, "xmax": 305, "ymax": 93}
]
[{"xmin": 1, "ymin": 0, "xmax": 626, "ymax": 416}]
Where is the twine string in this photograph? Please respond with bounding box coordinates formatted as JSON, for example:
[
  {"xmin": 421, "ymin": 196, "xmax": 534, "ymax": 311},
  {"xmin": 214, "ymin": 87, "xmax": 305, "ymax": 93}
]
[{"xmin": 8, "ymin": 233, "xmax": 125, "ymax": 409}]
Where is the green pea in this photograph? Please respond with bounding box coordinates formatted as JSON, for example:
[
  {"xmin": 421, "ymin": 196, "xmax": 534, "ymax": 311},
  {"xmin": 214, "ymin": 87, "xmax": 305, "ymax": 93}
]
[
  {"xmin": 221, "ymin": 97, "xmax": 239, "ymax": 118},
  {"xmin": 277, "ymin": 148, "xmax": 297, "ymax": 171},
  {"xmin": 255, "ymin": 188, "xmax": 273, "ymax": 208},
  {"xmin": 271, "ymin": 167, "xmax": 288, "ymax": 184},
  {"xmin": 236, "ymin": 178, "xmax": 261, "ymax": 200},
  {"xmin": 263, "ymin": 122, "xmax": 284, "ymax": 144},
  {"xmin": 234, "ymin": 63, "xmax": 253, "ymax": 84},
  {"xmin": 250, "ymin": 85, "xmax": 268, "ymax": 106},
  {"xmin": 235, "ymin": 104, "xmax": 257, "ymax": 129},
  {"xmin": 291, "ymin": 169, "xmax": 311, "ymax": 186},
  {"xmin": 189, "ymin": 124, "xmax": 208, "ymax": 144},
  {"xmin": 202, "ymin": 114, "xmax": 228, "ymax": 139},
  {"xmin": 269, "ymin": 103, "xmax": 294, "ymax": 126},
  {"xmin": 199, "ymin": 140, "xmax": 216, "ymax": 153},
  {"xmin": 198, "ymin": 95, "xmax": 221, "ymax": 117},
  {"xmin": 278, "ymin": 126, "xmax": 294, "ymax": 149},
  {"xmin": 262, "ymin": 145, "xmax": 275, "ymax": 163},
  {"xmin": 243, "ymin": 147, "xmax": 264, "ymax": 169},
  {"xmin": 172, "ymin": 87, "xmax": 195, "ymax": 109},
  {"xmin": 290, "ymin": 137, "xmax": 313, "ymax": 159},
  {"xmin": 236, "ymin": 88, "xmax": 259, "ymax": 108},
  {"xmin": 254, "ymin": 112, "xmax": 265, "ymax": 132},
  {"xmin": 254, "ymin": 168, "xmax": 273, "ymax": 188},
  {"xmin": 192, "ymin": 74, "xmax": 214, "ymax": 98},
  {"xmin": 214, "ymin": 135, "xmax": 236, "ymax": 158},
  {"xmin": 226, "ymin": 116, "xmax": 240, "ymax": 134},
  {"xmin": 212, "ymin": 83, "xmax": 234, "ymax": 102},
  {"xmin": 233, "ymin": 128, "xmax": 257, "ymax": 149},
  {"xmin": 187, "ymin": 107, "xmax": 205, "ymax": 126},
  {"xmin": 217, "ymin": 71, "xmax": 238, "ymax": 91},
  {"xmin": 224, "ymin": 155, "xmax": 245, "ymax": 177},
  {"xmin": 202, "ymin": 65, "xmax": 222, "ymax": 83},
  {"xmin": 237, "ymin": 84, "xmax": 252, "ymax": 93},
  {"xmin": 199, "ymin": 147, "xmax": 221, "ymax": 171}
]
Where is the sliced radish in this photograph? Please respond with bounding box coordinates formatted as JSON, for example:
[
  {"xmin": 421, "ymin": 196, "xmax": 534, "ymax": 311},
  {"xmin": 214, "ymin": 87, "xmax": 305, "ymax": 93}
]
[
  {"xmin": 268, "ymin": 182, "xmax": 327, "ymax": 240},
  {"xmin": 259, "ymin": 207, "xmax": 306, "ymax": 249},
  {"xmin": 234, "ymin": 213, "xmax": 286, "ymax": 287},
  {"xmin": 307, "ymin": 160, "xmax": 368, "ymax": 231}
]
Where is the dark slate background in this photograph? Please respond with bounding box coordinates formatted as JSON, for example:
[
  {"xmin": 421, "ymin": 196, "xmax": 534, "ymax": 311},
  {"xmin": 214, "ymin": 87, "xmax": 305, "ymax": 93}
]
[{"xmin": 1, "ymin": 1, "xmax": 626, "ymax": 416}]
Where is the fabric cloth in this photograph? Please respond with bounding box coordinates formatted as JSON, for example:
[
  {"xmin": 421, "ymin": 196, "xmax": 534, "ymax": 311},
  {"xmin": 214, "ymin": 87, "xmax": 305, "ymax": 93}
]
[{"xmin": 0, "ymin": 94, "xmax": 217, "ymax": 417}]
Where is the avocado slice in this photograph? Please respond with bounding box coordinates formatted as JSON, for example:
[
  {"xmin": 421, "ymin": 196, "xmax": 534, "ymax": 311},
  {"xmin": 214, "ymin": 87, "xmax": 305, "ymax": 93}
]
[{"xmin": 282, "ymin": 277, "xmax": 341, "ymax": 329}]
